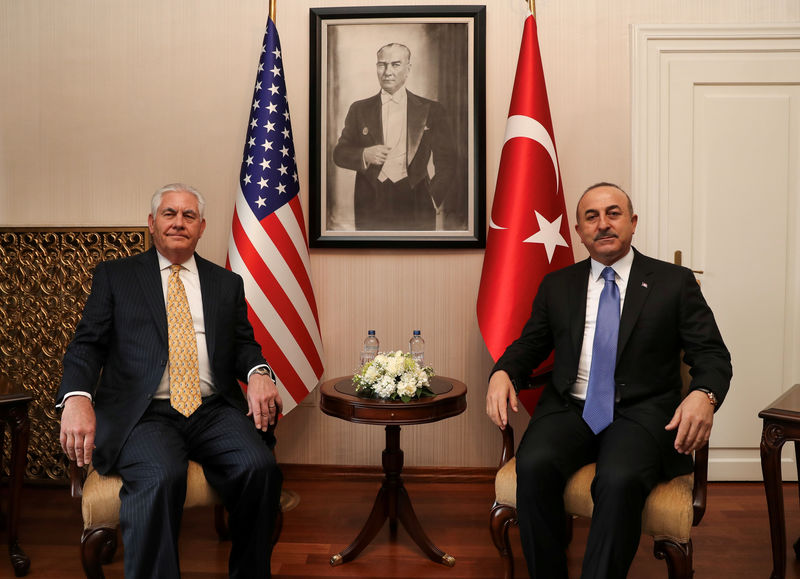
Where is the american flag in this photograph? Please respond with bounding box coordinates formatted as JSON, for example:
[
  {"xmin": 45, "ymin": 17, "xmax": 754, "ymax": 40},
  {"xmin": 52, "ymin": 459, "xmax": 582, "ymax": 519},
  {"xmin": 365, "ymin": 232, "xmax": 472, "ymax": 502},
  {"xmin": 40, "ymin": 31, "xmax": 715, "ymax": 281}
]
[{"xmin": 227, "ymin": 16, "xmax": 324, "ymax": 414}]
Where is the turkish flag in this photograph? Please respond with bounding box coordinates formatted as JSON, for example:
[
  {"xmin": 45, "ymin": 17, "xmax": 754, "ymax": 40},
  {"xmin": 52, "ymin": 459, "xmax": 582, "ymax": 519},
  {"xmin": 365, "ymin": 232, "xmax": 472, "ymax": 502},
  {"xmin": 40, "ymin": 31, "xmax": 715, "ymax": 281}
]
[{"xmin": 477, "ymin": 13, "xmax": 574, "ymax": 413}]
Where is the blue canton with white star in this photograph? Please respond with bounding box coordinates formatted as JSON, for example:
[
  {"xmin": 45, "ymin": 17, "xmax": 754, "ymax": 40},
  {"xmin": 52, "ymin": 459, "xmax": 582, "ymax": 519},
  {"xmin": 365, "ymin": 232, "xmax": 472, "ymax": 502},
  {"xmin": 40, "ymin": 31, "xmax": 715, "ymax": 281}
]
[{"xmin": 239, "ymin": 18, "xmax": 299, "ymax": 219}]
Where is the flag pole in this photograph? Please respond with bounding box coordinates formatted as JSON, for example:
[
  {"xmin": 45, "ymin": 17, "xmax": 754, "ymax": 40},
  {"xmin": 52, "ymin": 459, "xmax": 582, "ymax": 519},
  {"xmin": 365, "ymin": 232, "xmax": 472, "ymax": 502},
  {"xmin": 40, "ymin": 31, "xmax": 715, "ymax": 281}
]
[
  {"xmin": 269, "ymin": 0, "xmax": 276, "ymax": 23},
  {"xmin": 529, "ymin": 0, "xmax": 535, "ymax": 19}
]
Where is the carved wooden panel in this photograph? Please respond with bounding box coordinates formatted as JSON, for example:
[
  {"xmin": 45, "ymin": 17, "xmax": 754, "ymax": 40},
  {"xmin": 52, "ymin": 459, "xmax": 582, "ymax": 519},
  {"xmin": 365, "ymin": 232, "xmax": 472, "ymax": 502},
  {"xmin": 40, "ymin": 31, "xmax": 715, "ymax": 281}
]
[{"xmin": 0, "ymin": 228, "xmax": 150, "ymax": 482}]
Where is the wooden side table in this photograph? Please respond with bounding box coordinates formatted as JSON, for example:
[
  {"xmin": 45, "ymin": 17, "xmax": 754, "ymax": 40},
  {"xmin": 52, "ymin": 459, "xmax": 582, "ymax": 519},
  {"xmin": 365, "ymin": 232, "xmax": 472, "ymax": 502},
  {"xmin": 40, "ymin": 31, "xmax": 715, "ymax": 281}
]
[
  {"xmin": 320, "ymin": 375, "xmax": 467, "ymax": 567},
  {"xmin": 759, "ymin": 383, "xmax": 800, "ymax": 579},
  {"xmin": 0, "ymin": 375, "xmax": 32, "ymax": 577}
]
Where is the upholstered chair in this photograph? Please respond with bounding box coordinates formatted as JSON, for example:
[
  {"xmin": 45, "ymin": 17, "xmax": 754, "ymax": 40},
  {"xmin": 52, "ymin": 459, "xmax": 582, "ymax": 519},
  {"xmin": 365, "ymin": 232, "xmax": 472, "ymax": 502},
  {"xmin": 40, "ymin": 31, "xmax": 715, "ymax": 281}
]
[
  {"xmin": 69, "ymin": 423, "xmax": 282, "ymax": 579},
  {"xmin": 490, "ymin": 420, "xmax": 707, "ymax": 579}
]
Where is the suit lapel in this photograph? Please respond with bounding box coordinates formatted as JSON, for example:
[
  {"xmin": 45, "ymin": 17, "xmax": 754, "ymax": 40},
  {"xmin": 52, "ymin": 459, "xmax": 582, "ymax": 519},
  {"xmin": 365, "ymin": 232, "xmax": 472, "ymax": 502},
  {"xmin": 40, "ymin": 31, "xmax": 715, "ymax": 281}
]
[
  {"xmin": 617, "ymin": 250, "xmax": 652, "ymax": 362},
  {"xmin": 368, "ymin": 93, "xmax": 383, "ymax": 145},
  {"xmin": 196, "ymin": 255, "xmax": 217, "ymax": 361},
  {"xmin": 569, "ymin": 259, "xmax": 591, "ymax": 358},
  {"xmin": 136, "ymin": 248, "xmax": 168, "ymax": 345},
  {"xmin": 406, "ymin": 91, "xmax": 428, "ymax": 163}
]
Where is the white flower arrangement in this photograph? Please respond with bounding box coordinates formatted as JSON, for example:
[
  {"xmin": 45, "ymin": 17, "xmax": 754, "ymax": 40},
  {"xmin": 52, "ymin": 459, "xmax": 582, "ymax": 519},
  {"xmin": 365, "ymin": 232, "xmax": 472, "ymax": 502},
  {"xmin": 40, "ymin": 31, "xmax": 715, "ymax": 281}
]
[{"xmin": 353, "ymin": 351, "xmax": 435, "ymax": 402}]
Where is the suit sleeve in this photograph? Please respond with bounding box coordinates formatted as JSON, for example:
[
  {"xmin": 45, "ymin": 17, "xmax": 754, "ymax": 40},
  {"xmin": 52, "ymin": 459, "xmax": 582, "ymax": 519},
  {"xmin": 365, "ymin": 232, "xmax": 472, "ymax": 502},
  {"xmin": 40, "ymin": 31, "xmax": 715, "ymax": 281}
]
[
  {"xmin": 333, "ymin": 103, "xmax": 371, "ymax": 173},
  {"xmin": 56, "ymin": 263, "xmax": 113, "ymax": 404},
  {"xmin": 491, "ymin": 275, "xmax": 556, "ymax": 388},
  {"xmin": 231, "ymin": 274, "xmax": 268, "ymax": 382},
  {"xmin": 678, "ymin": 268, "xmax": 732, "ymax": 407}
]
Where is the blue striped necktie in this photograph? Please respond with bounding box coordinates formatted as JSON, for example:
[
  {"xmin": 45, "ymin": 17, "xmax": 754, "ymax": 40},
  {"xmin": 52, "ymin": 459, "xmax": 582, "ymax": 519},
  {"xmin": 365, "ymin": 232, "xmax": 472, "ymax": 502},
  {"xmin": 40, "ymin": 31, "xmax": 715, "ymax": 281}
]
[{"xmin": 583, "ymin": 266, "xmax": 619, "ymax": 434}]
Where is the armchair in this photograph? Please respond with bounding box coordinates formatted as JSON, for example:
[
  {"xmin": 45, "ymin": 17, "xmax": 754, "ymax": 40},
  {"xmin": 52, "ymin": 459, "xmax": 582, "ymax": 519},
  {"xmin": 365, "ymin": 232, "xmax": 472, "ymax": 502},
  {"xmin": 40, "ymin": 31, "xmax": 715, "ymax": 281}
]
[
  {"xmin": 490, "ymin": 418, "xmax": 708, "ymax": 579},
  {"xmin": 69, "ymin": 422, "xmax": 282, "ymax": 579}
]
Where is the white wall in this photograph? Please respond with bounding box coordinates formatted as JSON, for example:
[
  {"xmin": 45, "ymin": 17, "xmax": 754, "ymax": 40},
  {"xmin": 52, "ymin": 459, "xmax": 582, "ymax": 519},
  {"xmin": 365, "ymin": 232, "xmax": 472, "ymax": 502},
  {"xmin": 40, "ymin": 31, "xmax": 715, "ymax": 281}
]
[{"xmin": 2, "ymin": 0, "xmax": 798, "ymax": 470}]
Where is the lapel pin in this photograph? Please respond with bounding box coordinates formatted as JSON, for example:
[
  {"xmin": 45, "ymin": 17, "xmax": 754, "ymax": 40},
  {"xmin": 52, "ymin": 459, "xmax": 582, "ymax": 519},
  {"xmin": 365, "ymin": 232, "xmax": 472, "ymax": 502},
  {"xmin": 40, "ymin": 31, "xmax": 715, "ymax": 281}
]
[
  {"xmin": 641, "ymin": 282, "xmax": 648, "ymax": 288},
  {"xmin": 362, "ymin": 127, "xmax": 369, "ymax": 135}
]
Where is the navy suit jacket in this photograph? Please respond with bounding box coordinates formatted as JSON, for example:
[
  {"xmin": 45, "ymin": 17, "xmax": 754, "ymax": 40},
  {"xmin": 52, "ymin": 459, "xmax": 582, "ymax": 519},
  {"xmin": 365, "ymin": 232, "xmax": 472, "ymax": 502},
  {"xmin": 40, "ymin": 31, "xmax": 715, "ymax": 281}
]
[
  {"xmin": 493, "ymin": 249, "xmax": 732, "ymax": 477},
  {"xmin": 57, "ymin": 247, "xmax": 266, "ymax": 475}
]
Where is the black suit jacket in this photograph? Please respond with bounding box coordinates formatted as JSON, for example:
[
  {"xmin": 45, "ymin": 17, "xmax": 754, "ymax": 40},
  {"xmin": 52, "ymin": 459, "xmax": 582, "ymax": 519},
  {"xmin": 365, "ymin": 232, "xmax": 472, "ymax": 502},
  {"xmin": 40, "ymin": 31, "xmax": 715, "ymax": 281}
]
[
  {"xmin": 333, "ymin": 89, "xmax": 456, "ymax": 228},
  {"xmin": 57, "ymin": 247, "xmax": 266, "ymax": 475},
  {"xmin": 493, "ymin": 249, "xmax": 732, "ymax": 477}
]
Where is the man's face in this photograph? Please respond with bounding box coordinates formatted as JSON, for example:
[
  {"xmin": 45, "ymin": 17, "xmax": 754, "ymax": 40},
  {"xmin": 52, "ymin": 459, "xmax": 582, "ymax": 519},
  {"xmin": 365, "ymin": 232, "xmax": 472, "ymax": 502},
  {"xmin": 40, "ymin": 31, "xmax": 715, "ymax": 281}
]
[
  {"xmin": 148, "ymin": 190, "xmax": 206, "ymax": 263},
  {"xmin": 574, "ymin": 186, "xmax": 637, "ymax": 266},
  {"xmin": 376, "ymin": 45, "xmax": 410, "ymax": 95}
]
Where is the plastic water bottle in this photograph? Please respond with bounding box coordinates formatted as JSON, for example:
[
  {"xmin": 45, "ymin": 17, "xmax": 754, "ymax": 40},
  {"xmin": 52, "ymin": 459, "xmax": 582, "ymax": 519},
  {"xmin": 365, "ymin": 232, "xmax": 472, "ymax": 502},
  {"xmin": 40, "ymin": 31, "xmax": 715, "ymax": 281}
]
[
  {"xmin": 360, "ymin": 330, "xmax": 379, "ymax": 366},
  {"xmin": 409, "ymin": 330, "xmax": 425, "ymax": 367}
]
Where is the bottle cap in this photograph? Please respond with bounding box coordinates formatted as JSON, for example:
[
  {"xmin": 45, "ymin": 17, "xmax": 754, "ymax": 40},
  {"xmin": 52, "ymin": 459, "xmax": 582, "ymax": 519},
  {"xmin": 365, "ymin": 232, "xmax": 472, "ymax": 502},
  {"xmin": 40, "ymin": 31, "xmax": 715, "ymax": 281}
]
[
  {"xmin": 368, "ymin": 330, "xmax": 375, "ymax": 335},
  {"xmin": 413, "ymin": 330, "xmax": 420, "ymax": 335}
]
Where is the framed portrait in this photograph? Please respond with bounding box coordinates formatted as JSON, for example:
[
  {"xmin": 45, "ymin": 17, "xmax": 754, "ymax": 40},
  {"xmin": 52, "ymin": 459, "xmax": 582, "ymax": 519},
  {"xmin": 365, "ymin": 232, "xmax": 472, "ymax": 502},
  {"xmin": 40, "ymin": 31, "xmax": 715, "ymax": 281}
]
[{"xmin": 309, "ymin": 5, "xmax": 486, "ymax": 248}]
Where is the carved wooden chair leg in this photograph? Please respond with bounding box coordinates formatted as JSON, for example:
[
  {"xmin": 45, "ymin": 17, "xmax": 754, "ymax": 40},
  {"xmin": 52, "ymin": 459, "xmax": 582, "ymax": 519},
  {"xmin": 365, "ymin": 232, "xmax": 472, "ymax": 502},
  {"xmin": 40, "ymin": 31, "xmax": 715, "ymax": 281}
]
[
  {"xmin": 213, "ymin": 504, "xmax": 230, "ymax": 540},
  {"xmin": 565, "ymin": 514, "xmax": 574, "ymax": 545},
  {"xmin": 489, "ymin": 504, "xmax": 517, "ymax": 579},
  {"xmin": 80, "ymin": 526, "xmax": 117, "ymax": 579},
  {"xmin": 653, "ymin": 538, "xmax": 693, "ymax": 579}
]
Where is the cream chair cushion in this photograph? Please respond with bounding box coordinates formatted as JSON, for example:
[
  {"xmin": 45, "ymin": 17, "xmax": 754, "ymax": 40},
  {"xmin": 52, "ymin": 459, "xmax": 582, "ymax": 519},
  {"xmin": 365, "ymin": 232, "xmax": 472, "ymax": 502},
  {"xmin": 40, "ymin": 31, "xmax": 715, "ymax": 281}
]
[
  {"xmin": 81, "ymin": 460, "xmax": 220, "ymax": 529},
  {"xmin": 495, "ymin": 457, "xmax": 695, "ymax": 542}
]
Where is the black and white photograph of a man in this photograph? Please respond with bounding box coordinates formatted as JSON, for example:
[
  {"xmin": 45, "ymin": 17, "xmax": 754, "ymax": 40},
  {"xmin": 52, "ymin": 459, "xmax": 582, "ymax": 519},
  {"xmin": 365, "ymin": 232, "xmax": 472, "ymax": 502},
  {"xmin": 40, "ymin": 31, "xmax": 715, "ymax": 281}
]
[{"xmin": 320, "ymin": 19, "xmax": 474, "ymax": 236}]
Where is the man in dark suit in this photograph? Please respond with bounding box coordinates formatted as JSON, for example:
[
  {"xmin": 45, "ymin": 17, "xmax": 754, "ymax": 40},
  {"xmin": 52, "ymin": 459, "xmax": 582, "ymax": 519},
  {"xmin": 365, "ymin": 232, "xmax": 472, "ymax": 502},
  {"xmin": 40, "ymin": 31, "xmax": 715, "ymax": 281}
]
[
  {"xmin": 57, "ymin": 183, "xmax": 282, "ymax": 578},
  {"xmin": 486, "ymin": 183, "xmax": 732, "ymax": 578},
  {"xmin": 333, "ymin": 42, "xmax": 456, "ymax": 231}
]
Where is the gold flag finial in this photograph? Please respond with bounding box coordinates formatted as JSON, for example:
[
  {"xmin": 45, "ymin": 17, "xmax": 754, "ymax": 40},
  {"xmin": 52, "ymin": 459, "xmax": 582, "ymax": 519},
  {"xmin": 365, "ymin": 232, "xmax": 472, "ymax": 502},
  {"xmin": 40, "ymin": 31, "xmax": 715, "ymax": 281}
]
[
  {"xmin": 529, "ymin": 0, "xmax": 536, "ymax": 19},
  {"xmin": 269, "ymin": 0, "xmax": 276, "ymax": 23}
]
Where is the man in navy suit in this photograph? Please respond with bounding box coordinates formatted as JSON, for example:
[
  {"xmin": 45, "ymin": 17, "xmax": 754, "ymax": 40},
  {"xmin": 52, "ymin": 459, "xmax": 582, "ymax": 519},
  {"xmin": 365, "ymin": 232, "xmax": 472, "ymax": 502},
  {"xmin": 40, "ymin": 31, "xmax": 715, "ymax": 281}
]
[
  {"xmin": 486, "ymin": 183, "xmax": 732, "ymax": 578},
  {"xmin": 333, "ymin": 42, "xmax": 456, "ymax": 231},
  {"xmin": 57, "ymin": 183, "xmax": 282, "ymax": 578}
]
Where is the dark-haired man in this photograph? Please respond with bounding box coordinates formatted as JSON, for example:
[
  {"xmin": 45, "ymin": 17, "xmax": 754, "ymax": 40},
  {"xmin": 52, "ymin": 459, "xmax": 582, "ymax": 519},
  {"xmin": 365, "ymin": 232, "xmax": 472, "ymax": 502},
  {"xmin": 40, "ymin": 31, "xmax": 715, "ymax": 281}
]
[
  {"xmin": 333, "ymin": 42, "xmax": 456, "ymax": 231},
  {"xmin": 486, "ymin": 183, "xmax": 731, "ymax": 578}
]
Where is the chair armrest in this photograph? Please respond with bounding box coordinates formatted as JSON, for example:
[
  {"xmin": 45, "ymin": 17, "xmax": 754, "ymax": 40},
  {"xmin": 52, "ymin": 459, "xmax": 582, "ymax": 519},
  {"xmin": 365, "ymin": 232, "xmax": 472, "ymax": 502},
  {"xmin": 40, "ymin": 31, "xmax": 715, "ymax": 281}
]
[
  {"xmin": 691, "ymin": 441, "xmax": 709, "ymax": 526},
  {"xmin": 69, "ymin": 460, "xmax": 86, "ymax": 499},
  {"xmin": 498, "ymin": 424, "xmax": 515, "ymax": 469}
]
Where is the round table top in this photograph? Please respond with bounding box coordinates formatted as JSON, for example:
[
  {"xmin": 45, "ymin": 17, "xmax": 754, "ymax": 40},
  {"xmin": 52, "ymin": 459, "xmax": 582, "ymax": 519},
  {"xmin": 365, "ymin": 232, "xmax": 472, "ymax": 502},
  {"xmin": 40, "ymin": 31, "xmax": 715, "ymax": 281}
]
[
  {"xmin": 319, "ymin": 375, "xmax": 467, "ymax": 426},
  {"xmin": 0, "ymin": 374, "xmax": 33, "ymax": 404}
]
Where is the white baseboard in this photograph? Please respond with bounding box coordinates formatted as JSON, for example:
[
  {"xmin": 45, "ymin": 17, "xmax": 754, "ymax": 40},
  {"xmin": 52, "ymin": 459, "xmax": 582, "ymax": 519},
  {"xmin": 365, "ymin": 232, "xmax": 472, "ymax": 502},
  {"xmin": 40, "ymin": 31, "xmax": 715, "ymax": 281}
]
[{"xmin": 709, "ymin": 448, "xmax": 797, "ymax": 481}]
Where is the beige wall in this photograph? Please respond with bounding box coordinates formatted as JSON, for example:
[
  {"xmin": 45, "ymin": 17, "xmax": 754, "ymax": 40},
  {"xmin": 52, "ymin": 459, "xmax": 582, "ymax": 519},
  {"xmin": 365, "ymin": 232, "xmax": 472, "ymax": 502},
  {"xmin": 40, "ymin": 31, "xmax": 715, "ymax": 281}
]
[{"xmin": 2, "ymin": 0, "xmax": 798, "ymax": 467}]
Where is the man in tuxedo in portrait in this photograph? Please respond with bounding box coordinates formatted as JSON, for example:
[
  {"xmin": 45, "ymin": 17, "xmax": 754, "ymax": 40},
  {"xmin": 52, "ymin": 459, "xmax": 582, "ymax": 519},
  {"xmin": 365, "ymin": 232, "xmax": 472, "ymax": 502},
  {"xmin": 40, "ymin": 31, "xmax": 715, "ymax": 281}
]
[
  {"xmin": 57, "ymin": 183, "xmax": 282, "ymax": 578},
  {"xmin": 333, "ymin": 42, "xmax": 456, "ymax": 231},
  {"xmin": 485, "ymin": 183, "xmax": 732, "ymax": 578}
]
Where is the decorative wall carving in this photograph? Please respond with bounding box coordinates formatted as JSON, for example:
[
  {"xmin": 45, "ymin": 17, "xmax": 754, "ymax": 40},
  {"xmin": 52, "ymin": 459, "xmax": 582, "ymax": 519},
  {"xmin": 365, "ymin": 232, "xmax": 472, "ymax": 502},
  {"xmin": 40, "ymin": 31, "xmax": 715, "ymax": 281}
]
[{"xmin": 0, "ymin": 228, "xmax": 150, "ymax": 482}]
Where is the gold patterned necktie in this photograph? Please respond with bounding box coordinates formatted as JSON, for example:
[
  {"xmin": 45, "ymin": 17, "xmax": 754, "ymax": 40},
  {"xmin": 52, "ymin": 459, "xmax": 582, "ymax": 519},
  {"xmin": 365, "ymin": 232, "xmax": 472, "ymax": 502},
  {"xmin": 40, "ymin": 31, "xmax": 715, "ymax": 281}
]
[{"xmin": 167, "ymin": 264, "xmax": 201, "ymax": 417}]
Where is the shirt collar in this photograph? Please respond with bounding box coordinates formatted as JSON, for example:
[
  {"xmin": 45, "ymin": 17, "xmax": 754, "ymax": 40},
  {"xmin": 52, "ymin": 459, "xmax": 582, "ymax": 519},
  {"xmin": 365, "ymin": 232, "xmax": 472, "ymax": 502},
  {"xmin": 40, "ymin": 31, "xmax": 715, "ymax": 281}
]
[
  {"xmin": 590, "ymin": 248, "xmax": 634, "ymax": 284},
  {"xmin": 381, "ymin": 87, "xmax": 407, "ymax": 105},
  {"xmin": 156, "ymin": 250, "xmax": 197, "ymax": 275}
]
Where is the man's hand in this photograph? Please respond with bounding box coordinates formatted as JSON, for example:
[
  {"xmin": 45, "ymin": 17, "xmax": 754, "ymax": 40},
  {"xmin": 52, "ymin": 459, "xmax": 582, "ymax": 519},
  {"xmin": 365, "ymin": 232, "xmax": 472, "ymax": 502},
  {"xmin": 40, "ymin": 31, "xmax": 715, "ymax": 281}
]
[
  {"xmin": 486, "ymin": 370, "xmax": 519, "ymax": 429},
  {"xmin": 246, "ymin": 372, "xmax": 282, "ymax": 431},
  {"xmin": 665, "ymin": 390, "xmax": 715, "ymax": 454},
  {"xmin": 363, "ymin": 145, "xmax": 391, "ymax": 166},
  {"xmin": 60, "ymin": 396, "xmax": 96, "ymax": 467}
]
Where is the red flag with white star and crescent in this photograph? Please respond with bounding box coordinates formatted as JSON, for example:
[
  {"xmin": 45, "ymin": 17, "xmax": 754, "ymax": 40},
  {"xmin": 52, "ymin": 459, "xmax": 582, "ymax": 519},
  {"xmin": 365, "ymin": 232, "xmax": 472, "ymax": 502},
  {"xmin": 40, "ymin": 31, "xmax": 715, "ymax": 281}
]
[{"xmin": 477, "ymin": 11, "xmax": 573, "ymax": 413}]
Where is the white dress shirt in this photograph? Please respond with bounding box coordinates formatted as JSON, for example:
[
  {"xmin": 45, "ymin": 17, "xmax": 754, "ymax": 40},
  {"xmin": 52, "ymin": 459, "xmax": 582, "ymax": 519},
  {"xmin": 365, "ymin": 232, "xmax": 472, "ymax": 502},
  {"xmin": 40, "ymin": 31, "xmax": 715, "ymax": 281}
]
[
  {"xmin": 378, "ymin": 87, "xmax": 408, "ymax": 182},
  {"xmin": 571, "ymin": 249, "xmax": 634, "ymax": 400}
]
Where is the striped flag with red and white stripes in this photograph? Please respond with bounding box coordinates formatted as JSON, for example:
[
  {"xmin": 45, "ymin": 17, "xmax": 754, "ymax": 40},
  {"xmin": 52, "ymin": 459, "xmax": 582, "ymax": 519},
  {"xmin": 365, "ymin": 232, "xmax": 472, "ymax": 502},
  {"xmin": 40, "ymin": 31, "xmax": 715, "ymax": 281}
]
[{"xmin": 227, "ymin": 15, "xmax": 324, "ymax": 413}]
